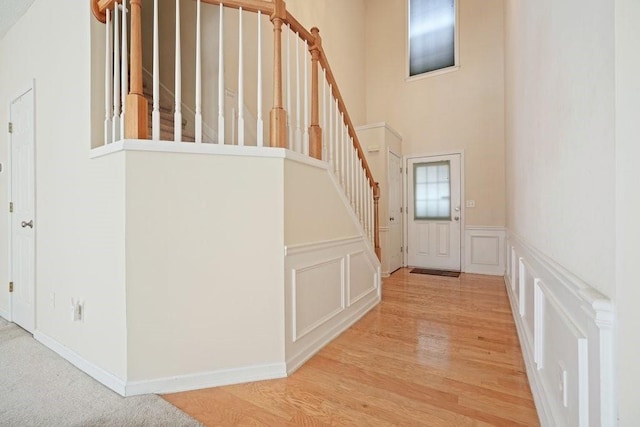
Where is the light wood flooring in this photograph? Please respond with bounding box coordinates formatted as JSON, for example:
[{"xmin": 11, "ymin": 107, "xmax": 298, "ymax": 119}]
[{"xmin": 164, "ymin": 268, "xmax": 539, "ymax": 426}]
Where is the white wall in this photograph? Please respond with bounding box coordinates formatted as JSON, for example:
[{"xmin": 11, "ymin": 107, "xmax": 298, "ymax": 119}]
[
  {"xmin": 504, "ymin": 0, "xmax": 615, "ymax": 298},
  {"xmin": 125, "ymin": 151, "xmax": 285, "ymax": 382},
  {"xmin": 365, "ymin": 0, "xmax": 505, "ymax": 227},
  {"xmin": 0, "ymin": 0, "xmax": 128, "ymax": 379},
  {"xmin": 614, "ymin": 0, "xmax": 640, "ymax": 423}
]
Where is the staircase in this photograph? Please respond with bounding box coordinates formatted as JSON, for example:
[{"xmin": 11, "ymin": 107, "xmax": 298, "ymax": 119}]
[{"xmin": 142, "ymin": 84, "xmax": 195, "ymax": 142}]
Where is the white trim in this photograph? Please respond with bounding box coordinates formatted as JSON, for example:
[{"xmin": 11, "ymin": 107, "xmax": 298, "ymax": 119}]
[
  {"xmin": 285, "ymin": 236, "xmax": 362, "ymax": 257},
  {"xmin": 464, "ymin": 226, "xmax": 506, "ymax": 275},
  {"xmin": 34, "ymin": 331, "xmax": 127, "ymax": 396},
  {"xmin": 354, "ymin": 122, "xmax": 403, "ymax": 140},
  {"xmin": 505, "ymin": 231, "xmax": 614, "ymax": 427},
  {"xmin": 285, "ymin": 291, "xmax": 378, "ymax": 375},
  {"xmin": 403, "ymin": 150, "xmax": 465, "ymax": 270},
  {"xmin": 0, "ymin": 308, "xmax": 11, "ymax": 320},
  {"xmin": 125, "ymin": 363, "xmax": 287, "ymax": 396}
]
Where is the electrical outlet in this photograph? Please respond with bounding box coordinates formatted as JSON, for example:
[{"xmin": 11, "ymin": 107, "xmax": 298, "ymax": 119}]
[
  {"xmin": 466, "ymin": 200, "xmax": 476, "ymax": 208},
  {"xmin": 558, "ymin": 364, "xmax": 568, "ymax": 408},
  {"xmin": 71, "ymin": 299, "xmax": 84, "ymax": 322}
]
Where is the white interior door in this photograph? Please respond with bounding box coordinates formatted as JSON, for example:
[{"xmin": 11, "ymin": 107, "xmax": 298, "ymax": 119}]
[
  {"xmin": 10, "ymin": 87, "xmax": 36, "ymax": 333},
  {"xmin": 407, "ymin": 154, "xmax": 461, "ymax": 271},
  {"xmin": 388, "ymin": 151, "xmax": 403, "ymax": 273}
]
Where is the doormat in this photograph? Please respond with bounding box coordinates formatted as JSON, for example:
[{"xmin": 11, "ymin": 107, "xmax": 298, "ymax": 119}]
[{"xmin": 410, "ymin": 268, "xmax": 460, "ymax": 278}]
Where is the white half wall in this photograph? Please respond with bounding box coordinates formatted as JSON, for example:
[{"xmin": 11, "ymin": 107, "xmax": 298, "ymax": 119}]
[
  {"xmin": 505, "ymin": 232, "xmax": 613, "ymax": 426},
  {"xmin": 464, "ymin": 226, "xmax": 505, "ymax": 275}
]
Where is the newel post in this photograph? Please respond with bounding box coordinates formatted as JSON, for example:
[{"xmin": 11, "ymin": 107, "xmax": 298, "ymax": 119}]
[
  {"xmin": 269, "ymin": 0, "xmax": 288, "ymax": 148},
  {"xmin": 308, "ymin": 27, "xmax": 323, "ymax": 160},
  {"xmin": 374, "ymin": 182, "xmax": 381, "ymax": 261},
  {"xmin": 125, "ymin": 0, "xmax": 149, "ymax": 139}
]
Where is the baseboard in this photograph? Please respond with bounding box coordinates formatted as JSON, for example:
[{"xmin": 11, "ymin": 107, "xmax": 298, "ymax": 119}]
[
  {"xmin": 34, "ymin": 331, "xmax": 127, "ymax": 396},
  {"xmin": 285, "ymin": 291, "xmax": 379, "ymax": 374},
  {"xmin": 0, "ymin": 308, "xmax": 11, "ymax": 321},
  {"xmin": 505, "ymin": 231, "xmax": 614, "ymax": 426},
  {"xmin": 464, "ymin": 226, "xmax": 505, "ymax": 275},
  {"xmin": 125, "ymin": 363, "xmax": 287, "ymax": 396}
]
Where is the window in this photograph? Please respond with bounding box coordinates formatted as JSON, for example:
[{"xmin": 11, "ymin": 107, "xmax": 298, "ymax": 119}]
[
  {"xmin": 414, "ymin": 161, "xmax": 451, "ymax": 220},
  {"xmin": 408, "ymin": 0, "xmax": 457, "ymax": 77}
]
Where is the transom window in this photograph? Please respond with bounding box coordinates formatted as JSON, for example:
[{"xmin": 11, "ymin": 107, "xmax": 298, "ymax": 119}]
[{"xmin": 408, "ymin": 0, "xmax": 457, "ymax": 77}]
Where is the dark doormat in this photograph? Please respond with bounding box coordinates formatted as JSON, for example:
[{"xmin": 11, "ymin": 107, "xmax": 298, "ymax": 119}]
[{"xmin": 410, "ymin": 268, "xmax": 460, "ymax": 278}]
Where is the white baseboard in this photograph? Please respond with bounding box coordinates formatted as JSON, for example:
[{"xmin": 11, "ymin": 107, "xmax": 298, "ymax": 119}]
[
  {"xmin": 34, "ymin": 331, "xmax": 127, "ymax": 396},
  {"xmin": 125, "ymin": 363, "xmax": 287, "ymax": 396},
  {"xmin": 464, "ymin": 226, "xmax": 505, "ymax": 275},
  {"xmin": 505, "ymin": 231, "xmax": 614, "ymax": 427},
  {"xmin": 0, "ymin": 308, "xmax": 11, "ymax": 321}
]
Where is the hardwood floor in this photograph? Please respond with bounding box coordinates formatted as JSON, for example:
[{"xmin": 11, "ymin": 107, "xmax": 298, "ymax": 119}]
[{"xmin": 163, "ymin": 269, "xmax": 539, "ymax": 426}]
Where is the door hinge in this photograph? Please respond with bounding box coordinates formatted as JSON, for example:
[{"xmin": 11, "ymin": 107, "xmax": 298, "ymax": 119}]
[
  {"xmin": 8, "ymin": 122, "xmax": 13, "ymax": 134},
  {"xmin": 400, "ymin": 247, "xmax": 403, "ymax": 253},
  {"xmin": 9, "ymin": 282, "xmax": 13, "ymax": 293},
  {"xmin": 400, "ymin": 207, "xmax": 403, "ymax": 213},
  {"xmin": 400, "ymin": 167, "xmax": 402, "ymax": 173},
  {"xmin": 9, "ymin": 202, "xmax": 13, "ymax": 213}
]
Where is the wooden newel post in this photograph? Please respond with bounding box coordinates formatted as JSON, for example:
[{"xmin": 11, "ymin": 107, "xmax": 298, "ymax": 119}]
[
  {"xmin": 125, "ymin": 0, "xmax": 149, "ymax": 139},
  {"xmin": 270, "ymin": 0, "xmax": 288, "ymax": 148},
  {"xmin": 308, "ymin": 27, "xmax": 322, "ymax": 160},
  {"xmin": 374, "ymin": 182, "xmax": 381, "ymax": 261}
]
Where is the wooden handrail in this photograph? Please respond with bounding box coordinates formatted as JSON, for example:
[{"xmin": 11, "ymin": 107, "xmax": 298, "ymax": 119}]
[{"xmin": 200, "ymin": 0, "xmax": 274, "ymax": 15}]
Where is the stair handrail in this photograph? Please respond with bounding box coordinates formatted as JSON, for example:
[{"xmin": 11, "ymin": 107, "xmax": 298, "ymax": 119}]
[{"xmin": 91, "ymin": 0, "xmax": 381, "ymax": 260}]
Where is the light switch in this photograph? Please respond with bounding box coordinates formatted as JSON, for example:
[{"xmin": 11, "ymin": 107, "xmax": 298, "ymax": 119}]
[{"xmin": 466, "ymin": 200, "xmax": 476, "ymax": 208}]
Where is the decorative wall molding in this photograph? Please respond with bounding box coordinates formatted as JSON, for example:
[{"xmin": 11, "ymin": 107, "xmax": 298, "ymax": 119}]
[
  {"xmin": 285, "ymin": 235, "xmax": 381, "ymax": 375},
  {"xmin": 464, "ymin": 226, "xmax": 505, "ymax": 275},
  {"xmin": 505, "ymin": 231, "xmax": 614, "ymax": 427}
]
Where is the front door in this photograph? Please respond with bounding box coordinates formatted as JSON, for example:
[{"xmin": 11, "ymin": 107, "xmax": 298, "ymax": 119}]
[
  {"xmin": 10, "ymin": 86, "xmax": 36, "ymax": 333},
  {"xmin": 388, "ymin": 151, "xmax": 403, "ymax": 273},
  {"xmin": 407, "ymin": 154, "xmax": 461, "ymax": 271}
]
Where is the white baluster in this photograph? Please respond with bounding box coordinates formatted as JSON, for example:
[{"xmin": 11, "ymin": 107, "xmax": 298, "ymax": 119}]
[
  {"xmin": 356, "ymin": 158, "xmax": 362, "ymax": 220},
  {"xmin": 334, "ymin": 99, "xmax": 339, "ymax": 175},
  {"xmin": 345, "ymin": 134, "xmax": 351, "ymax": 199},
  {"xmin": 195, "ymin": 0, "xmax": 202, "ymax": 143},
  {"xmin": 237, "ymin": 7, "xmax": 244, "ymax": 146},
  {"xmin": 369, "ymin": 184, "xmax": 374, "ymax": 243},
  {"xmin": 256, "ymin": 10, "xmax": 263, "ymax": 147},
  {"xmin": 303, "ymin": 47, "xmax": 309, "ymax": 155},
  {"xmin": 174, "ymin": 0, "xmax": 182, "ymax": 142},
  {"xmin": 152, "ymin": 0, "xmax": 160, "ymax": 140},
  {"xmin": 295, "ymin": 34, "xmax": 302, "ymax": 153},
  {"xmin": 341, "ymin": 116, "xmax": 346, "ymax": 187},
  {"xmin": 112, "ymin": 4, "xmax": 120, "ymax": 142},
  {"xmin": 328, "ymin": 85, "xmax": 333, "ymax": 168},
  {"xmin": 104, "ymin": 8, "xmax": 112, "ymax": 145},
  {"xmin": 322, "ymin": 70, "xmax": 327, "ymax": 159},
  {"xmin": 217, "ymin": 3, "xmax": 224, "ymax": 144},
  {"xmin": 120, "ymin": 1, "xmax": 128, "ymax": 140},
  {"xmin": 351, "ymin": 143, "xmax": 357, "ymax": 208},
  {"xmin": 286, "ymin": 27, "xmax": 292, "ymax": 149}
]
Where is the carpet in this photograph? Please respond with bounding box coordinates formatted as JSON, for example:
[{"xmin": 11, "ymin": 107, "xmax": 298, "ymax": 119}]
[
  {"xmin": 0, "ymin": 317, "xmax": 202, "ymax": 427},
  {"xmin": 410, "ymin": 268, "xmax": 461, "ymax": 277}
]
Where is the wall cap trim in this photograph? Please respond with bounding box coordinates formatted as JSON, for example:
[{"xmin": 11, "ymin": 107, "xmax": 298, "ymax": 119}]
[
  {"xmin": 354, "ymin": 122, "xmax": 403, "ymax": 140},
  {"xmin": 285, "ymin": 236, "xmax": 363, "ymax": 257}
]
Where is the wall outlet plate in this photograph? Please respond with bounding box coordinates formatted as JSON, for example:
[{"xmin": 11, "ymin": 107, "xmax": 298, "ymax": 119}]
[{"xmin": 466, "ymin": 200, "xmax": 476, "ymax": 208}]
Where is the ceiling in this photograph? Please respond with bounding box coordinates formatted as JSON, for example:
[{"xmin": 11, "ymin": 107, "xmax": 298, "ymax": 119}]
[{"xmin": 0, "ymin": 0, "xmax": 36, "ymax": 40}]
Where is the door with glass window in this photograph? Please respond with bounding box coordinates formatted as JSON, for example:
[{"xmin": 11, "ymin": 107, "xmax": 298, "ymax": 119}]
[{"xmin": 407, "ymin": 154, "xmax": 461, "ymax": 271}]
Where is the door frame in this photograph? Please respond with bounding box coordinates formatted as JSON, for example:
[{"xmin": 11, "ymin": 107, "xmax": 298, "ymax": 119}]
[
  {"xmin": 403, "ymin": 150, "xmax": 465, "ymax": 270},
  {"xmin": 7, "ymin": 79, "xmax": 37, "ymax": 326},
  {"xmin": 387, "ymin": 148, "xmax": 403, "ymax": 274}
]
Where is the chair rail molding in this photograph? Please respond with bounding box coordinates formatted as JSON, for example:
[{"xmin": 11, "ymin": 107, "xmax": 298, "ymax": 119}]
[{"xmin": 504, "ymin": 231, "xmax": 614, "ymax": 427}]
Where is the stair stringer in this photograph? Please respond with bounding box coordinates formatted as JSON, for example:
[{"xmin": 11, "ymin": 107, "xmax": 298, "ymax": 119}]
[{"xmin": 283, "ymin": 152, "xmax": 382, "ymax": 374}]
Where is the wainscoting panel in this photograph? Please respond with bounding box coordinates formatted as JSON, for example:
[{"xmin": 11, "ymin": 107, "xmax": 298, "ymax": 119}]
[
  {"xmin": 505, "ymin": 232, "xmax": 614, "ymax": 427},
  {"xmin": 285, "ymin": 236, "xmax": 381, "ymax": 374},
  {"xmin": 292, "ymin": 258, "xmax": 344, "ymax": 342},
  {"xmin": 464, "ymin": 227, "xmax": 505, "ymax": 275}
]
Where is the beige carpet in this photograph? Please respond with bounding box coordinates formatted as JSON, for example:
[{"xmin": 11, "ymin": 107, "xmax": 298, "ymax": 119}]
[{"xmin": 0, "ymin": 317, "xmax": 202, "ymax": 427}]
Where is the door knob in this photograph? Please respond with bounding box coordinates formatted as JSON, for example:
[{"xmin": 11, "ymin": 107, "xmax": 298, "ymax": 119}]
[
  {"xmin": 454, "ymin": 216, "xmax": 460, "ymax": 221},
  {"xmin": 21, "ymin": 220, "xmax": 33, "ymax": 229},
  {"xmin": 390, "ymin": 217, "xmax": 395, "ymax": 221}
]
